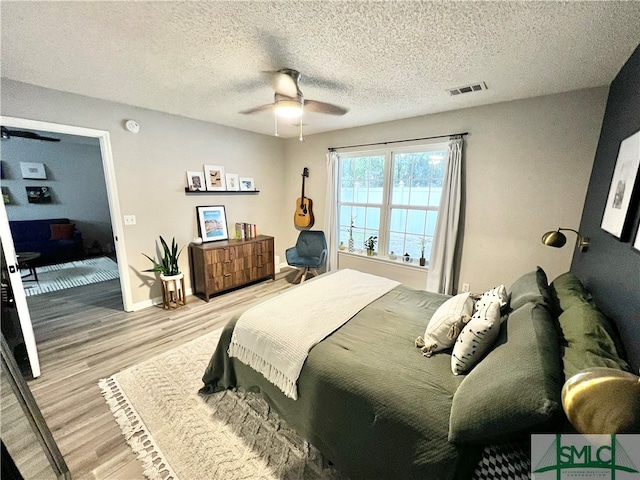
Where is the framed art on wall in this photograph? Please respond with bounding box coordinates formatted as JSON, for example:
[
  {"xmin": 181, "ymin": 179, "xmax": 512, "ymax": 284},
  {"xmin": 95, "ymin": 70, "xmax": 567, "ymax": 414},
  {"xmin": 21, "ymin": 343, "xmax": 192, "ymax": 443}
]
[
  {"xmin": 601, "ymin": 129, "xmax": 640, "ymax": 239},
  {"xmin": 196, "ymin": 205, "xmax": 229, "ymax": 242},
  {"xmin": 203, "ymin": 165, "xmax": 226, "ymax": 191},
  {"xmin": 186, "ymin": 171, "xmax": 206, "ymax": 191},
  {"xmin": 26, "ymin": 186, "xmax": 52, "ymax": 204},
  {"xmin": 239, "ymin": 177, "xmax": 255, "ymax": 191},
  {"xmin": 225, "ymin": 173, "xmax": 240, "ymax": 191},
  {"xmin": 20, "ymin": 162, "xmax": 47, "ymax": 179}
]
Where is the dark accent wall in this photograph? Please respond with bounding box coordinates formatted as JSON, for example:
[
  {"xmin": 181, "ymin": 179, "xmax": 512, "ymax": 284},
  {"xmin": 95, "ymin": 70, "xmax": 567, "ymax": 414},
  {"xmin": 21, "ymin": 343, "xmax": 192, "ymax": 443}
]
[{"xmin": 572, "ymin": 44, "xmax": 640, "ymax": 371}]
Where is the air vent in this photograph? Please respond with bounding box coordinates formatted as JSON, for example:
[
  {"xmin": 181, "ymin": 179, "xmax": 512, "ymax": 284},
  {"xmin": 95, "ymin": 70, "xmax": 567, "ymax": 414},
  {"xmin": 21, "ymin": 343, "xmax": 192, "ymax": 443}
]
[{"xmin": 446, "ymin": 82, "xmax": 487, "ymax": 96}]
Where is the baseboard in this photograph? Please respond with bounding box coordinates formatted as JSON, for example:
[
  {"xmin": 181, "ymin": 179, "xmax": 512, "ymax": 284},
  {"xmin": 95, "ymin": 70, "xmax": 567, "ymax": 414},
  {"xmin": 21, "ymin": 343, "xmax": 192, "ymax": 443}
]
[{"xmin": 130, "ymin": 287, "xmax": 194, "ymax": 312}]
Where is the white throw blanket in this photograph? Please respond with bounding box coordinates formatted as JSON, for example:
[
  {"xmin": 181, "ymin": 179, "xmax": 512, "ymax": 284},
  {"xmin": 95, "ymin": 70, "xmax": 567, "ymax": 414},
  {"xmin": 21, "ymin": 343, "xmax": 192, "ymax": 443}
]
[{"xmin": 228, "ymin": 269, "xmax": 400, "ymax": 399}]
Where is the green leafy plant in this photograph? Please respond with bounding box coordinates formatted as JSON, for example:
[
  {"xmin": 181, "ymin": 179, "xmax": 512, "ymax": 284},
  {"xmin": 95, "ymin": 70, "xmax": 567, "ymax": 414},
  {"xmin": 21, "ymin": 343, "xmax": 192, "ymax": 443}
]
[
  {"xmin": 143, "ymin": 236, "xmax": 183, "ymax": 276},
  {"xmin": 364, "ymin": 235, "xmax": 378, "ymax": 251}
]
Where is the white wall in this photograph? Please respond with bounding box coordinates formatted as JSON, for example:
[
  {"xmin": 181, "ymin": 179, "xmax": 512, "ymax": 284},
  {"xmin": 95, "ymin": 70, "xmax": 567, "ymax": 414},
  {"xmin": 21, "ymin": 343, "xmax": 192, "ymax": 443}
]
[
  {"xmin": 1, "ymin": 136, "xmax": 114, "ymax": 251},
  {"xmin": 1, "ymin": 79, "xmax": 288, "ymax": 307},
  {"xmin": 284, "ymin": 87, "xmax": 609, "ymax": 292}
]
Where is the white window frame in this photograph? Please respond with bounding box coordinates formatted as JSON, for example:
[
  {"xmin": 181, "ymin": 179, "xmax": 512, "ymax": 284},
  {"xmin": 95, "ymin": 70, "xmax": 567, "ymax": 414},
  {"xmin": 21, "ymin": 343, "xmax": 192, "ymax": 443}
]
[{"xmin": 337, "ymin": 142, "xmax": 448, "ymax": 264}]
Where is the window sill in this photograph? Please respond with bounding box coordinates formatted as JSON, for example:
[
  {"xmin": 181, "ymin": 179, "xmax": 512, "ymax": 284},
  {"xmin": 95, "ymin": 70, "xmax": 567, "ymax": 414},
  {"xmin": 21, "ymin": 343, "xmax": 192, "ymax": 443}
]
[{"xmin": 337, "ymin": 250, "xmax": 428, "ymax": 271}]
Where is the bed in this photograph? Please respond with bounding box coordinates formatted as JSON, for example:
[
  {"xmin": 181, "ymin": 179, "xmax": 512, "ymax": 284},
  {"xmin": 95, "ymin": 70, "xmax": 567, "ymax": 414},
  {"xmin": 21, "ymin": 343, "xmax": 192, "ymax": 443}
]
[{"xmin": 200, "ymin": 268, "xmax": 633, "ymax": 479}]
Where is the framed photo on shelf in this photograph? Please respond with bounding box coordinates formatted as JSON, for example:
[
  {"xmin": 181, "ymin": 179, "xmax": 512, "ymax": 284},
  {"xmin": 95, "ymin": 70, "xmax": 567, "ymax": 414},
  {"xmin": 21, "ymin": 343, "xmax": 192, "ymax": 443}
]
[
  {"xmin": 20, "ymin": 162, "xmax": 47, "ymax": 179},
  {"xmin": 196, "ymin": 205, "xmax": 229, "ymax": 242},
  {"xmin": 26, "ymin": 186, "xmax": 52, "ymax": 204},
  {"xmin": 239, "ymin": 177, "xmax": 255, "ymax": 191},
  {"xmin": 186, "ymin": 171, "xmax": 206, "ymax": 191},
  {"xmin": 203, "ymin": 165, "xmax": 226, "ymax": 191},
  {"xmin": 601, "ymin": 129, "xmax": 640, "ymax": 239},
  {"xmin": 225, "ymin": 173, "xmax": 240, "ymax": 191}
]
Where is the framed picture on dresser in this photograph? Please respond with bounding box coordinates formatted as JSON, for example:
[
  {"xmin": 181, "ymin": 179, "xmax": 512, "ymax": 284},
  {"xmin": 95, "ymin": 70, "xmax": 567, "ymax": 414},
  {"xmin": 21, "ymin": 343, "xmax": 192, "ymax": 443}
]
[{"xmin": 196, "ymin": 205, "xmax": 229, "ymax": 242}]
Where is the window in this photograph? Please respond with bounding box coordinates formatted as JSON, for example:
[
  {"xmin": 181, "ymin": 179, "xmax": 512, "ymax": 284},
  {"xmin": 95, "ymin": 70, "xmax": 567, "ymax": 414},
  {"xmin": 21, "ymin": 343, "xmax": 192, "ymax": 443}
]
[{"xmin": 338, "ymin": 144, "xmax": 448, "ymax": 262}]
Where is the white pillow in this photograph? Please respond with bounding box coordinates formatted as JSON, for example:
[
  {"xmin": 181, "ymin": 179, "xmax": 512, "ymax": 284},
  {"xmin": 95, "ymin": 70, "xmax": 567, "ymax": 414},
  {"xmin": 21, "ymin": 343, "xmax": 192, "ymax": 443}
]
[
  {"xmin": 474, "ymin": 284, "xmax": 508, "ymax": 312},
  {"xmin": 415, "ymin": 292, "xmax": 473, "ymax": 357},
  {"xmin": 451, "ymin": 301, "xmax": 501, "ymax": 375}
]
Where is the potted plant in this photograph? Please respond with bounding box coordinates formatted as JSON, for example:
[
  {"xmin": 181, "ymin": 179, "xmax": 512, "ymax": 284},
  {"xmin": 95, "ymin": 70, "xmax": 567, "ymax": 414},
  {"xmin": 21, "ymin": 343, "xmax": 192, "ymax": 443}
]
[
  {"xmin": 143, "ymin": 236, "xmax": 185, "ymax": 308},
  {"xmin": 364, "ymin": 235, "xmax": 377, "ymax": 256},
  {"xmin": 419, "ymin": 237, "xmax": 429, "ymax": 266},
  {"xmin": 348, "ymin": 215, "xmax": 356, "ymax": 252},
  {"xmin": 143, "ymin": 236, "xmax": 183, "ymax": 277}
]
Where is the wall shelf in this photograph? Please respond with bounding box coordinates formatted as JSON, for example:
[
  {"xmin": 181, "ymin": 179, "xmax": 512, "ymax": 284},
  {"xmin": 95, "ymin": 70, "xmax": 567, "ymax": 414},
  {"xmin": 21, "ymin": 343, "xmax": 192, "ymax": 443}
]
[{"xmin": 184, "ymin": 188, "xmax": 260, "ymax": 195}]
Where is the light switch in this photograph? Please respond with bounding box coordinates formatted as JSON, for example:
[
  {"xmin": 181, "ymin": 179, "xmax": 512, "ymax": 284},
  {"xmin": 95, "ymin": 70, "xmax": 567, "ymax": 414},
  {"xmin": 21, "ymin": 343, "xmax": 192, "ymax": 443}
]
[{"xmin": 124, "ymin": 215, "xmax": 136, "ymax": 226}]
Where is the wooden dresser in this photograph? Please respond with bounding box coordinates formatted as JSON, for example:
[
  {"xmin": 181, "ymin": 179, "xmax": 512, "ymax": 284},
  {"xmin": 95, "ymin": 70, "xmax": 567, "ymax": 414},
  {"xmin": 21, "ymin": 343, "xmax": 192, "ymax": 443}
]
[{"xmin": 189, "ymin": 235, "xmax": 275, "ymax": 301}]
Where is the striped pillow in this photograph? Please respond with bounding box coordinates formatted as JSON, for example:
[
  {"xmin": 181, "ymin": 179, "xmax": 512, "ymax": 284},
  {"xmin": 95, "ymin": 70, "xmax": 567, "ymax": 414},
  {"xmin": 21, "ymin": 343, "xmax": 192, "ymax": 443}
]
[
  {"xmin": 451, "ymin": 301, "xmax": 501, "ymax": 375},
  {"xmin": 415, "ymin": 292, "xmax": 473, "ymax": 357}
]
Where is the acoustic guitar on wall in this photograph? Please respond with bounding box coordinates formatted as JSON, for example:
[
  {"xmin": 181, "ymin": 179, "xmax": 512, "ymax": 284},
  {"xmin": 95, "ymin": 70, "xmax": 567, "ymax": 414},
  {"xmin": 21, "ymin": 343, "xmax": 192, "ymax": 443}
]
[{"xmin": 294, "ymin": 167, "xmax": 314, "ymax": 229}]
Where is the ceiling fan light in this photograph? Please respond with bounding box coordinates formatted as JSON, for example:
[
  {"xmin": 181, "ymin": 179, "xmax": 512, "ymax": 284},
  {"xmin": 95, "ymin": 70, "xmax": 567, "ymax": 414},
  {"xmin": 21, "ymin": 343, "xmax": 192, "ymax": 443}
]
[{"xmin": 275, "ymin": 99, "xmax": 303, "ymax": 118}]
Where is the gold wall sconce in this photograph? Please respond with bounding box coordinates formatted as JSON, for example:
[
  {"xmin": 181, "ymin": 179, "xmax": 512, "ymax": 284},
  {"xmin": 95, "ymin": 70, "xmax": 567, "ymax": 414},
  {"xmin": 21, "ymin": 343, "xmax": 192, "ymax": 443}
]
[{"xmin": 541, "ymin": 228, "xmax": 590, "ymax": 252}]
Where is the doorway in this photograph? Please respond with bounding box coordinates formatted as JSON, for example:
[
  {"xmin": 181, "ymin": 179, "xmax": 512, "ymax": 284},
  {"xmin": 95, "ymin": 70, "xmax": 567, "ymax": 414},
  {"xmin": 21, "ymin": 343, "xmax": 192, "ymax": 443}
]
[{"xmin": 0, "ymin": 116, "xmax": 132, "ymax": 376}]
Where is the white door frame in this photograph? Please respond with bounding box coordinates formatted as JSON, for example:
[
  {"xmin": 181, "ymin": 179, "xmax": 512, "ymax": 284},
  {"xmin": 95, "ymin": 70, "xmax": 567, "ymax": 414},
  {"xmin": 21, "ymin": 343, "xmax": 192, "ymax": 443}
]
[{"xmin": 0, "ymin": 116, "xmax": 133, "ymax": 312}]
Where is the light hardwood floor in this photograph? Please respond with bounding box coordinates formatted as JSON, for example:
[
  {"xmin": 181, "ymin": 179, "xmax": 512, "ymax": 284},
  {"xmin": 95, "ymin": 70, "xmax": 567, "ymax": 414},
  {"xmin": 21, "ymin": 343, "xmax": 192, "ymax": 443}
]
[{"xmin": 24, "ymin": 269, "xmax": 297, "ymax": 480}]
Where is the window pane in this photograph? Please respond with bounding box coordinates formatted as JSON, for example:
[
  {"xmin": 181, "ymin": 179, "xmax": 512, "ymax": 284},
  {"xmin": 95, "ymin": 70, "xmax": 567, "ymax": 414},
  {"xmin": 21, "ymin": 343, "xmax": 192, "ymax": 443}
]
[
  {"xmin": 406, "ymin": 209, "xmax": 426, "ymax": 235},
  {"xmin": 392, "ymin": 150, "xmax": 447, "ymax": 207},
  {"xmin": 341, "ymin": 186, "xmax": 354, "ymax": 202},
  {"xmin": 365, "ymin": 207, "xmax": 380, "ymax": 230},
  {"xmin": 390, "ymin": 208, "xmax": 406, "ymax": 231},
  {"xmin": 368, "ymin": 185, "xmax": 384, "ymax": 204},
  {"xmin": 388, "ymin": 232, "xmax": 404, "ymax": 256}
]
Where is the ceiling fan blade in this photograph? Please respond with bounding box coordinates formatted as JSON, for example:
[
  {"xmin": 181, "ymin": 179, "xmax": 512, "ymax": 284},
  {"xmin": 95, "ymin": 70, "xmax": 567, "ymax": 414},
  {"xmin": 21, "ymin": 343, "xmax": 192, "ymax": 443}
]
[
  {"xmin": 1, "ymin": 127, "xmax": 60, "ymax": 142},
  {"xmin": 304, "ymin": 100, "xmax": 349, "ymax": 116},
  {"xmin": 239, "ymin": 103, "xmax": 275, "ymax": 115}
]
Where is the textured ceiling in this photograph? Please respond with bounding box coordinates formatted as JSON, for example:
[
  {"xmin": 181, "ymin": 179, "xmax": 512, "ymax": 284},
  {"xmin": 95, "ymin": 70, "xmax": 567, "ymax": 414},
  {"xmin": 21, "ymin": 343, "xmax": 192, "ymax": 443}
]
[{"xmin": 2, "ymin": 1, "xmax": 640, "ymax": 139}]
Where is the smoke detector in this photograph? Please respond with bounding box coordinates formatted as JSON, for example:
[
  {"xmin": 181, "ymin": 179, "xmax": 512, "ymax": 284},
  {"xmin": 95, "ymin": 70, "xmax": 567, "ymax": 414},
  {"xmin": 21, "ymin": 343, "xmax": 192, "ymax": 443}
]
[{"xmin": 446, "ymin": 82, "xmax": 488, "ymax": 96}]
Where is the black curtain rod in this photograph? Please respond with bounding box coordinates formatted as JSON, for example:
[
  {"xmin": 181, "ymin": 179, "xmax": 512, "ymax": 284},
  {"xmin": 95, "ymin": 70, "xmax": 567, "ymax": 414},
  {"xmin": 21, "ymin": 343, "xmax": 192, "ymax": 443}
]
[{"xmin": 327, "ymin": 131, "xmax": 468, "ymax": 152}]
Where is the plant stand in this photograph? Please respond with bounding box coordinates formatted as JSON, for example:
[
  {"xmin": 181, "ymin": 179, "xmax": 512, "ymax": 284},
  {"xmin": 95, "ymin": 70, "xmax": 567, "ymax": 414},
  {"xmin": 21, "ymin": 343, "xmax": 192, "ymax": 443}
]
[{"xmin": 160, "ymin": 273, "xmax": 186, "ymax": 309}]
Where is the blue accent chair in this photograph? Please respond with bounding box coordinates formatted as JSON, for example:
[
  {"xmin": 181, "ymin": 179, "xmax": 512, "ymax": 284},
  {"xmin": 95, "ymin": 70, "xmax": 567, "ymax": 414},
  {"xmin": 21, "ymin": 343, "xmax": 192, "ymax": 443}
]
[{"xmin": 285, "ymin": 230, "xmax": 328, "ymax": 283}]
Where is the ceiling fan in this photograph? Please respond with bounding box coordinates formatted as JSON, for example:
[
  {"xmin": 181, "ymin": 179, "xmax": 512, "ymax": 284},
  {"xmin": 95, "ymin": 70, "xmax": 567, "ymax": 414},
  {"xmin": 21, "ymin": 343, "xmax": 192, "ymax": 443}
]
[
  {"xmin": 1, "ymin": 126, "xmax": 61, "ymax": 142},
  {"xmin": 239, "ymin": 69, "xmax": 348, "ymax": 140}
]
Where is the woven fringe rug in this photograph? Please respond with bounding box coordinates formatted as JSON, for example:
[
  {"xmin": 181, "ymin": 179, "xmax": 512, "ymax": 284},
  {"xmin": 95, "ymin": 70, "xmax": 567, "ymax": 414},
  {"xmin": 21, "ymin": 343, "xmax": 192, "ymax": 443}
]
[
  {"xmin": 99, "ymin": 329, "xmax": 346, "ymax": 480},
  {"xmin": 22, "ymin": 256, "xmax": 119, "ymax": 296}
]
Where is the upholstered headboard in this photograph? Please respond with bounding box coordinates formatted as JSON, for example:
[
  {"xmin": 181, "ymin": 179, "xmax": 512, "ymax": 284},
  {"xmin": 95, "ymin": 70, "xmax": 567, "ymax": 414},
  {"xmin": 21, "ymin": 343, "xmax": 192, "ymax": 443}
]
[{"xmin": 571, "ymin": 43, "xmax": 640, "ymax": 371}]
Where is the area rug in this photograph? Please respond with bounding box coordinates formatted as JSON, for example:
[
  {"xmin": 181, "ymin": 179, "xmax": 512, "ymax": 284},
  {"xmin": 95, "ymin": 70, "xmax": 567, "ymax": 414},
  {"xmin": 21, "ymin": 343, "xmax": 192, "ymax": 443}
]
[
  {"xmin": 99, "ymin": 329, "xmax": 346, "ymax": 480},
  {"xmin": 22, "ymin": 256, "xmax": 119, "ymax": 296}
]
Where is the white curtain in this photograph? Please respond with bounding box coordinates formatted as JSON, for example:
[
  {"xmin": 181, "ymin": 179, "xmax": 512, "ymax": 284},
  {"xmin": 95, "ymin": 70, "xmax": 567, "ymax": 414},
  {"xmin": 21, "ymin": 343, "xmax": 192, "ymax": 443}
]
[
  {"xmin": 426, "ymin": 136, "xmax": 463, "ymax": 294},
  {"xmin": 324, "ymin": 151, "xmax": 340, "ymax": 271}
]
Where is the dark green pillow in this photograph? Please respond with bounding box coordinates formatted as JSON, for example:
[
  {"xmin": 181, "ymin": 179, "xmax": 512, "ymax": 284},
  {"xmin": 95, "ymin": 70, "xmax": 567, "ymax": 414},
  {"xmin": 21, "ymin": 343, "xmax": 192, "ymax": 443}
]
[
  {"xmin": 552, "ymin": 272, "xmax": 630, "ymax": 378},
  {"xmin": 551, "ymin": 272, "xmax": 594, "ymax": 312},
  {"xmin": 449, "ymin": 301, "xmax": 563, "ymax": 443},
  {"xmin": 558, "ymin": 302, "xmax": 630, "ymax": 379},
  {"xmin": 508, "ymin": 267, "xmax": 552, "ymax": 311}
]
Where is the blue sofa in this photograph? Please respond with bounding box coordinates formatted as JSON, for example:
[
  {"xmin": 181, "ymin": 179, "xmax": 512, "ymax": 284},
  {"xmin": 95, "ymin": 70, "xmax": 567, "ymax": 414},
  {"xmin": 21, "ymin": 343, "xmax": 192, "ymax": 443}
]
[{"xmin": 9, "ymin": 218, "xmax": 84, "ymax": 266}]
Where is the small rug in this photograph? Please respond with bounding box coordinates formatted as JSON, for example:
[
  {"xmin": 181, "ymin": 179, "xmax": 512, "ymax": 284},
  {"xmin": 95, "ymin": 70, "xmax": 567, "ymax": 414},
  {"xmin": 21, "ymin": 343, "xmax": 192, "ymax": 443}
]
[
  {"xmin": 22, "ymin": 256, "xmax": 119, "ymax": 296},
  {"xmin": 99, "ymin": 329, "xmax": 346, "ymax": 480}
]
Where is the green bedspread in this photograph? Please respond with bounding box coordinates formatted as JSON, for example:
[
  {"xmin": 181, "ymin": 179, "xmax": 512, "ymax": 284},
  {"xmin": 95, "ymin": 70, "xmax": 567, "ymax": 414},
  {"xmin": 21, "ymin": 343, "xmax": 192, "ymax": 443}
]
[{"xmin": 201, "ymin": 284, "xmax": 482, "ymax": 480}]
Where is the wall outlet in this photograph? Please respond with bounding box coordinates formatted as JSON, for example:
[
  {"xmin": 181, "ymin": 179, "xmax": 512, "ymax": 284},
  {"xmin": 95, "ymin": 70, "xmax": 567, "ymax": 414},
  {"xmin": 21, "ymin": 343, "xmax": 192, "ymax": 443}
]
[
  {"xmin": 462, "ymin": 283, "xmax": 470, "ymax": 293},
  {"xmin": 123, "ymin": 215, "xmax": 136, "ymax": 226}
]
